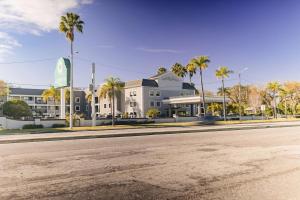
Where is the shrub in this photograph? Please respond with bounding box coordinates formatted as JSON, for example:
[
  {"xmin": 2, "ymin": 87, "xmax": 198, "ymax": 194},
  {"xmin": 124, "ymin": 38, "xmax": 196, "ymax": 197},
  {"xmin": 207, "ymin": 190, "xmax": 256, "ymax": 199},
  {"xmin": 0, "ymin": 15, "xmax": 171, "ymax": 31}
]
[
  {"xmin": 23, "ymin": 124, "xmax": 44, "ymax": 129},
  {"xmin": 146, "ymin": 108, "xmax": 160, "ymax": 118},
  {"xmin": 3, "ymin": 100, "xmax": 32, "ymax": 119},
  {"xmin": 52, "ymin": 124, "xmax": 66, "ymax": 128}
]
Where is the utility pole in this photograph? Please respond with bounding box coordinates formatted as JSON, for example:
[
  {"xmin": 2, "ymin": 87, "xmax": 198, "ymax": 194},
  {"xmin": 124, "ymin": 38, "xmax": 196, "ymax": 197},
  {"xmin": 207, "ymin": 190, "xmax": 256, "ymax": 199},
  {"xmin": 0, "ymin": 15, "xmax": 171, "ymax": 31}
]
[
  {"xmin": 91, "ymin": 63, "xmax": 96, "ymax": 127},
  {"xmin": 238, "ymin": 67, "xmax": 248, "ymax": 120}
]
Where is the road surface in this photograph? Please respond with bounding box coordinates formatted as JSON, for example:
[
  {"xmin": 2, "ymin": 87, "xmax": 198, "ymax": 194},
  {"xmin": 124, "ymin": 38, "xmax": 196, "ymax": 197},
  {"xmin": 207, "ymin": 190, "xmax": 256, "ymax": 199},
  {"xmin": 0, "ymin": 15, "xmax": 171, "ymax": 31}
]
[{"xmin": 1, "ymin": 126, "xmax": 300, "ymax": 199}]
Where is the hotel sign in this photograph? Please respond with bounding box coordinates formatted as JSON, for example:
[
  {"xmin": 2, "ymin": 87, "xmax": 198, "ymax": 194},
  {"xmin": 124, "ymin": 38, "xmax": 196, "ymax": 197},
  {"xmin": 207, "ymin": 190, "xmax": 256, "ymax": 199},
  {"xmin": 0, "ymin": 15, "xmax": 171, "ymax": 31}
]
[{"xmin": 55, "ymin": 57, "xmax": 71, "ymax": 88}]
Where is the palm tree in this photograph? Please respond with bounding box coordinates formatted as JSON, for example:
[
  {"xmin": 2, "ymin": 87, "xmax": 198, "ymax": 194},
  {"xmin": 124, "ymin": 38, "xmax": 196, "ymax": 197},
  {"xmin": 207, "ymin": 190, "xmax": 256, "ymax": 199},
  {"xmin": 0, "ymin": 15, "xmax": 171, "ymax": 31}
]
[
  {"xmin": 190, "ymin": 56, "xmax": 210, "ymax": 117},
  {"xmin": 186, "ymin": 63, "xmax": 196, "ymax": 84},
  {"xmin": 215, "ymin": 66, "xmax": 234, "ymax": 121},
  {"xmin": 171, "ymin": 63, "xmax": 186, "ymax": 78},
  {"xmin": 98, "ymin": 84, "xmax": 113, "ymax": 116},
  {"xmin": 267, "ymin": 81, "xmax": 281, "ymax": 119},
  {"xmin": 100, "ymin": 77, "xmax": 123, "ymax": 126},
  {"xmin": 59, "ymin": 12, "xmax": 84, "ymax": 128},
  {"xmin": 42, "ymin": 86, "xmax": 60, "ymax": 116},
  {"xmin": 157, "ymin": 67, "xmax": 167, "ymax": 75}
]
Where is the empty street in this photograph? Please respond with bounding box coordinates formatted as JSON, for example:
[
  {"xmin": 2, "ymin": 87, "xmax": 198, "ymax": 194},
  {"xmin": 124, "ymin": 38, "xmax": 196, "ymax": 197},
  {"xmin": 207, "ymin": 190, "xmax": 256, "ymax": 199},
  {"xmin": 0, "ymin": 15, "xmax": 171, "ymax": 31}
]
[{"xmin": 1, "ymin": 126, "xmax": 300, "ymax": 199}]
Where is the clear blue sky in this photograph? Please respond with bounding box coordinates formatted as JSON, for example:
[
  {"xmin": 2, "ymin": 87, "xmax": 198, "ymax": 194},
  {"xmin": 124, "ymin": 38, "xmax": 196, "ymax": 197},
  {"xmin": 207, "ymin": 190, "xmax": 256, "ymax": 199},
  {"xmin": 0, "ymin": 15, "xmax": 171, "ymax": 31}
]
[{"xmin": 1, "ymin": 0, "xmax": 300, "ymax": 91}]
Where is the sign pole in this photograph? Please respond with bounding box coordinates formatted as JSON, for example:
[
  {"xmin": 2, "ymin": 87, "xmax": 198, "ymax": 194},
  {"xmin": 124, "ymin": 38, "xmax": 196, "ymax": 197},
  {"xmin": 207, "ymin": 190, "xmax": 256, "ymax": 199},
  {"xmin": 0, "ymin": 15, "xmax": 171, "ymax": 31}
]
[
  {"xmin": 60, "ymin": 88, "xmax": 66, "ymax": 119},
  {"xmin": 91, "ymin": 63, "xmax": 96, "ymax": 127}
]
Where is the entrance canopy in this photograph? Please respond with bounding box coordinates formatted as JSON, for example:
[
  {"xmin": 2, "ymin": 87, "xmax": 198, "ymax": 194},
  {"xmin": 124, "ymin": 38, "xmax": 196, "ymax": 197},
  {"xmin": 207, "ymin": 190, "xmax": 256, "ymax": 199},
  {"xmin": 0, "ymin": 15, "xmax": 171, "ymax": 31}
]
[{"xmin": 162, "ymin": 95, "xmax": 229, "ymax": 105}]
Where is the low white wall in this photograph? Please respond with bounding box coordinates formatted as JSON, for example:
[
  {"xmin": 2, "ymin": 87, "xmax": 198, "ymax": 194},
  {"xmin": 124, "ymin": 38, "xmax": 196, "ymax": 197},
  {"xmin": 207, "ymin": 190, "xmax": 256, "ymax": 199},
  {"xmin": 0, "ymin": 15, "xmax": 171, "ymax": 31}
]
[
  {"xmin": 0, "ymin": 117, "xmax": 65, "ymax": 129},
  {"xmin": 154, "ymin": 118, "xmax": 175, "ymax": 123},
  {"xmin": 175, "ymin": 116, "xmax": 199, "ymax": 122}
]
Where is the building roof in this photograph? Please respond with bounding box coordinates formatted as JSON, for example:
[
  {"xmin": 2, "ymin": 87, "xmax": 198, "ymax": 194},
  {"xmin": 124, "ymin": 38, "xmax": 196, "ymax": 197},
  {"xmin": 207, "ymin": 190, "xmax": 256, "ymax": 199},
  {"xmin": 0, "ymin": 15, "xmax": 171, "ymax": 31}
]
[
  {"xmin": 125, "ymin": 79, "xmax": 158, "ymax": 88},
  {"xmin": 9, "ymin": 88, "xmax": 45, "ymax": 96},
  {"xmin": 182, "ymin": 82, "xmax": 196, "ymax": 90}
]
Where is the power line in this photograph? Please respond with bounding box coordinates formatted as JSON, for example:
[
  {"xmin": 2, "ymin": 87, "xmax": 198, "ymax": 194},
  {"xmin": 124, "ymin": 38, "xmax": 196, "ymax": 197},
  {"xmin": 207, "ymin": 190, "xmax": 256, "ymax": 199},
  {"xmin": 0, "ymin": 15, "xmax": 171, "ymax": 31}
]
[{"xmin": 0, "ymin": 57, "xmax": 57, "ymax": 65}]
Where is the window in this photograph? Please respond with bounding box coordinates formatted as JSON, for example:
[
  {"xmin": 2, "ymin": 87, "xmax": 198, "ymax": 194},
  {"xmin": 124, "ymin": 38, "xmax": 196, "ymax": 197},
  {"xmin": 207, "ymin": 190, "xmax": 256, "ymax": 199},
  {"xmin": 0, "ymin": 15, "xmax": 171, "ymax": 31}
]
[
  {"xmin": 95, "ymin": 97, "xmax": 99, "ymax": 103},
  {"xmin": 149, "ymin": 90, "xmax": 154, "ymax": 96},
  {"xmin": 28, "ymin": 97, "xmax": 33, "ymax": 101},
  {"xmin": 156, "ymin": 91, "xmax": 160, "ymax": 97},
  {"xmin": 104, "ymin": 104, "xmax": 106, "ymax": 108},
  {"xmin": 86, "ymin": 105, "xmax": 89, "ymax": 111},
  {"xmin": 109, "ymin": 104, "xmax": 111, "ymax": 108},
  {"xmin": 75, "ymin": 97, "xmax": 80, "ymax": 103},
  {"xmin": 150, "ymin": 101, "xmax": 155, "ymax": 107},
  {"xmin": 75, "ymin": 105, "xmax": 80, "ymax": 111},
  {"xmin": 130, "ymin": 90, "xmax": 137, "ymax": 97},
  {"xmin": 55, "ymin": 106, "xmax": 59, "ymax": 111},
  {"xmin": 130, "ymin": 102, "xmax": 136, "ymax": 107},
  {"xmin": 156, "ymin": 101, "xmax": 161, "ymax": 107}
]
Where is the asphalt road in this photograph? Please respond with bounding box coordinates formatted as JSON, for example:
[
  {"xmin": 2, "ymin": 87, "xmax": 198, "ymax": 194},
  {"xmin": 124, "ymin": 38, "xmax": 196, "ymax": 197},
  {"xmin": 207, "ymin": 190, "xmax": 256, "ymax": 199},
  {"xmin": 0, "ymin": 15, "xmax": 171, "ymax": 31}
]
[{"xmin": 1, "ymin": 126, "xmax": 300, "ymax": 200}]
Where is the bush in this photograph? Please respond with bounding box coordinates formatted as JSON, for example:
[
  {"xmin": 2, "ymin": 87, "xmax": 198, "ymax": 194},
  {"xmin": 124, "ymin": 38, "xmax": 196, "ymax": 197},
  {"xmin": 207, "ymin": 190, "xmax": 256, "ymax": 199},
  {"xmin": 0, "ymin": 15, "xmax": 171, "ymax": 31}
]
[
  {"xmin": 23, "ymin": 124, "xmax": 44, "ymax": 129},
  {"xmin": 146, "ymin": 108, "xmax": 160, "ymax": 118},
  {"xmin": 52, "ymin": 124, "xmax": 66, "ymax": 128},
  {"xmin": 3, "ymin": 100, "xmax": 32, "ymax": 119}
]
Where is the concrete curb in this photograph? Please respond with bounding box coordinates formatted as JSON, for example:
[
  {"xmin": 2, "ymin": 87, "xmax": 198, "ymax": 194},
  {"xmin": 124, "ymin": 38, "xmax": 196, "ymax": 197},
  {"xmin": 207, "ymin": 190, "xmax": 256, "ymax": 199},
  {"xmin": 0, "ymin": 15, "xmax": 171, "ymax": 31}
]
[{"xmin": 0, "ymin": 124, "xmax": 300, "ymax": 144}]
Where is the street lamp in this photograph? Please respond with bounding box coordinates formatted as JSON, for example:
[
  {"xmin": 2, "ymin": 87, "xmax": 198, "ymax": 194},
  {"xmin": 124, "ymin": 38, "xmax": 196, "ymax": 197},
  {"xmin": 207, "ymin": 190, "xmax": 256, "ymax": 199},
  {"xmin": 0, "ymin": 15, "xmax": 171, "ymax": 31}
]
[{"xmin": 238, "ymin": 67, "xmax": 248, "ymax": 120}]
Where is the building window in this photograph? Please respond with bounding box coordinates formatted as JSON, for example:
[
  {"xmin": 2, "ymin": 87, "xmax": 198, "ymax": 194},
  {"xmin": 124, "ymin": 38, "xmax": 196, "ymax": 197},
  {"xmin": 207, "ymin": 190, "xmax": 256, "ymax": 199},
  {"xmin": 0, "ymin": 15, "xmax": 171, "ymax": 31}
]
[
  {"xmin": 149, "ymin": 90, "xmax": 154, "ymax": 96},
  {"xmin": 156, "ymin": 91, "xmax": 160, "ymax": 97},
  {"xmin": 104, "ymin": 104, "xmax": 106, "ymax": 108},
  {"xmin": 75, "ymin": 105, "xmax": 80, "ymax": 111},
  {"xmin": 156, "ymin": 101, "xmax": 161, "ymax": 107},
  {"xmin": 55, "ymin": 106, "xmax": 59, "ymax": 111},
  {"xmin": 86, "ymin": 105, "xmax": 89, "ymax": 111},
  {"xmin": 75, "ymin": 97, "xmax": 80, "ymax": 103},
  {"xmin": 28, "ymin": 97, "xmax": 33, "ymax": 101},
  {"xmin": 150, "ymin": 101, "xmax": 155, "ymax": 107},
  {"xmin": 109, "ymin": 104, "xmax": 111, "ymax": 108},
  {"xmin": 130, "ymin": 102, "xmax": 136, "ymax": 107},
  {"xmin": 95, "ymin": 97, "xmax": 99, "ymax": 103}
]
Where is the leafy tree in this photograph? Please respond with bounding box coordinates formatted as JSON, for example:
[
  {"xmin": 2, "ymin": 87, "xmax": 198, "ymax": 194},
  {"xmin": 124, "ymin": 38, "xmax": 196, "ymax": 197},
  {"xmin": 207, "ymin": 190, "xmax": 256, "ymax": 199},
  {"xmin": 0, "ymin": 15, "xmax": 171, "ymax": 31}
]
[
  {"xmin": 42, "ymin": 86, "xmax": 60, "ymax": 103},
  {"xmin": 0, "ymin": 80, "xmax": 8, "ymax": 97},
  {"xmin": 171, "ymin": 63, "xmax": 186, "ymax": 78},
  {"xmin": 146, "ymin": 108, "xmax": 160, "ymax": 118},
  {"xmin": 157, "ymin": 67, "xmax": 167, "ymax": 75},
  {"xmin": 207, "ymin": 103, "xmax": 222, "ymax": 116},
  {"xmin": 215, "ymin": 66, "xmax": 233, "ymax": 120},
  {"xmin": 59, "ymin": 12, "xmax": 84, "ymax": 128},
  {"xmin": 266, "ymin": 81, "xmax": 281, "ymax": 118},
  {"xmin": 100, "ymin": 77, "xmax": 123, "ymax": 126},
  {"xmin": 3, "ymin": 100, "xmax": 32, "ymax": 119},
  {"xmin": 190, "ymin": 56, "xmax": 210, "ymax": 116}
]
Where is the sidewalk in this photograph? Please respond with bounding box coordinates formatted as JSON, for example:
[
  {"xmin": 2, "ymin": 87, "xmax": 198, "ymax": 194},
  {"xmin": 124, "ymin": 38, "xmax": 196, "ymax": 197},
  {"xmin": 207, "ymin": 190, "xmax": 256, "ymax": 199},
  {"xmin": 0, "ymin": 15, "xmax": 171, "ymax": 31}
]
[{"xmin": 0, "ymin": 121, "xmax": 299, "ymax": 144}]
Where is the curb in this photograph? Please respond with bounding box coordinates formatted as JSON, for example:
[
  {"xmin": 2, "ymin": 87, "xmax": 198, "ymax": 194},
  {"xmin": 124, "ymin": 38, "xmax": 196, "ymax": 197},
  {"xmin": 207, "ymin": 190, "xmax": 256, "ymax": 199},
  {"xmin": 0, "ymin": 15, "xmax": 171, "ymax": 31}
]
[{"xmin": 0, "ymin": 124, "xmax": 300, "ymax": 144}]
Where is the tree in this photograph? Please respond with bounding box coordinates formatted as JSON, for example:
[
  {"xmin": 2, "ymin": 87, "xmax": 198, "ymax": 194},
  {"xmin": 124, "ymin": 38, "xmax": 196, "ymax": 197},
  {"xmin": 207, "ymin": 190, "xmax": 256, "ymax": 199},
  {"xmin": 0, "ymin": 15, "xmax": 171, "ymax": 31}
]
[
  {"xmin": 59, "ymin": 12, "xmax": 84, "ymax": 129},
  {"xmin": 146, "ymin": 108, "xmax": 160, "ymax": 118},
  {"xmin": 247, "ymin": 85, "xmax": 263, "ymax": 114},
  {"xmin": 42, "ymin": 86, "xmax": 60, "ymax": 103},
  {"xmin": 0, "ymin": 80, "xmax": 8, "ymax": 97},
  {"xmin": 100, "ymin": 77, "xmax": 123, "ymax": 126},
  {"xmin": 266, "ymin": 81, "xmax": 281, "ymax": 118},
  {"xmin": 215, "ymin": 66, "xmax": 233, "ymax": 120},
  {"xmin": 171, "ymin": 63, "xmax": 186, "ymax": 78},
  {"xmin": 207, "ymin": 103, "xmax": 222, "ymax": 116},
  {"xmin": 190, "ymin": 56, "xmax": 210, "ymax": 116},
  {"xmin": 186, "ymin": 63, "xmax": 197, "ymax": 84},
  {"xmin": 157, "ymin": 67, "xmax": 167, "ymax": 75},
  {"xmin": 3, "ymin": 100, "xmax": 32, "ymax": 119},
  {"xmin": 98, "ymin": 83, "xmax": 113, "ymax": 116}
]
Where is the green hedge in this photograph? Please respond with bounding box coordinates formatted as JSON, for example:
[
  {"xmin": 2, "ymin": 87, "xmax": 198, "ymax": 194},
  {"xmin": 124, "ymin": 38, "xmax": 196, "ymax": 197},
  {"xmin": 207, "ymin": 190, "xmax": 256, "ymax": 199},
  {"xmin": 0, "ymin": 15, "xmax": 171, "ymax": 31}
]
[
  {"xmin": 22, "ymin": 124, "xmax": 44, "ymax": 129},
  {"xmin": 52, "ymin": 124, "xmax": 66, "ymax": 128}
]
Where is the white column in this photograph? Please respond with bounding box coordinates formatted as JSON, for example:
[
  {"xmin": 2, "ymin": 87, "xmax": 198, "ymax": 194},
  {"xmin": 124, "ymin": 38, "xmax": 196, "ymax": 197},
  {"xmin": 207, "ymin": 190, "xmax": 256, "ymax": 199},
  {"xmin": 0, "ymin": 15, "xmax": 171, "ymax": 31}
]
[{"xmin": 60, "ymin": 88, "xmax": 66, "ymax": 119}]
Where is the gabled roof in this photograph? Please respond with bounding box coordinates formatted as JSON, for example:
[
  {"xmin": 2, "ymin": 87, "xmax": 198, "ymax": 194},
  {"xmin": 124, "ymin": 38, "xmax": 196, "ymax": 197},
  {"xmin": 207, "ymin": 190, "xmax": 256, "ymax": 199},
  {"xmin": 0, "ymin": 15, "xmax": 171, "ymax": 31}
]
[
  {"xmin": 182, "ymin": 82, "xmax": 196, "ymax": 90},
  {"xmin": 125, "ymin": 79, "xmax": 158, "ymax": 88},
  {"xmin": 9, "ymin": 88, "xmax": 45, "ymax": 96}
]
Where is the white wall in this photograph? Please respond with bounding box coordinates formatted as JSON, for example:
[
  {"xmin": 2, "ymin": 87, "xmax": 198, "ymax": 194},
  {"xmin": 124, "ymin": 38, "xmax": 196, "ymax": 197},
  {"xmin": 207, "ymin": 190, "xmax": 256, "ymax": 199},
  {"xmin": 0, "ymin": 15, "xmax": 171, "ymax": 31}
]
[{"xmin": 0, "ymin": 117, "xmax": 65, "ymax": 129}]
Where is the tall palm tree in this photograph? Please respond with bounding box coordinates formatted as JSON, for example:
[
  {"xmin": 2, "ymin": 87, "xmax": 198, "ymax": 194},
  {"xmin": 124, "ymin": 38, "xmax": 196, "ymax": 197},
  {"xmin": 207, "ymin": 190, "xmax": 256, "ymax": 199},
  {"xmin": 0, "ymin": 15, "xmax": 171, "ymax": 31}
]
[
  {"xmin": 98, "ymin": 84, "xmax": 113, "ymax": 117},
  {"xmin": 215, "ymin": 66, "xmax": 234, "ymax": 121},
  {"xmin": 100, "ymin": 77, "xmax": 123, "ymax": 126},
  {"xmin": 59, "ymin": 12, "xmax": 84, "ymax": 128},
  {"xmin": 190, "ymin": 56, "xmax": 210, "ymax": 117},
  {"xmin": 171, "ymin": 63, "xmax": 186, "ymax": 78},
  {"xmin": 157, "ymin": 67, "xmax": 167, "ymax": 75},
  {"xmin": 42, "ymin": 86, "xmax": 60, "ymax": 116},
  {"xmin": 267, "ymin": 81, "xmax": 281, "ymax": 119},
  {"xmin": 186, "ymin": 63, "xmax": 197, "ymax": 84}
]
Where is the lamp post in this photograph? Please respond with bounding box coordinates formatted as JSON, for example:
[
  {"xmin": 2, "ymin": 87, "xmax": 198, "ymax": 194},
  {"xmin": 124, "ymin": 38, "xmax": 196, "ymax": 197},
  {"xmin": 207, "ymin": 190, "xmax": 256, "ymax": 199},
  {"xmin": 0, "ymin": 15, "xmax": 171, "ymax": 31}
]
[{"xmin": 238, "ymin": 67, "xmax": 248, "ymax": 120}]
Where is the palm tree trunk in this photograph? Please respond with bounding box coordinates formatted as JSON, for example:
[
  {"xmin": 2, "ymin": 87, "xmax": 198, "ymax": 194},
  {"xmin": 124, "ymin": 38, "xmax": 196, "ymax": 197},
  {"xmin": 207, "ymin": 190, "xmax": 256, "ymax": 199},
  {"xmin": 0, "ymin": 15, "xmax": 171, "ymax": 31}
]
[
  {"xmin": 112, "ymin": 88, "xmax": 115, "ymax": 126},
  {"xmin": 199, "ymin": 69, "xmax": 206, "ymax": 117},
  {"xmin": 222, "ymin": 79, "xmax": 226, "ymax": 121},
  {"xmin": 273, "ymin": 92, "xmax": 277, "ymax": 119},
  {"xmin": 69, "ymin": 41, "xmax": 74, "ymax": 128}
]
